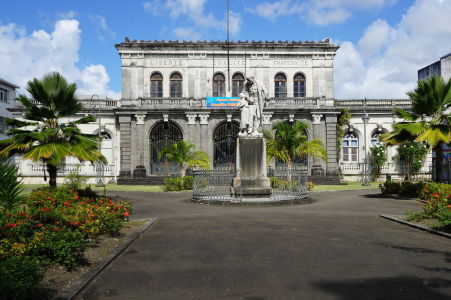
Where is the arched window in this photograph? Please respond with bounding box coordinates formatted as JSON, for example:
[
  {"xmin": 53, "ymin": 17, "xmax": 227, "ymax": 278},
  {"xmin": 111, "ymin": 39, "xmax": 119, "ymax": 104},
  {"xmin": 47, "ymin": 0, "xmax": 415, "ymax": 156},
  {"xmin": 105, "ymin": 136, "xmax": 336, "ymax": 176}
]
[
  {"xmin": 170, "ymin": 72, "xmax": 183, "ymax": 97},
  {"xmin": 274, "ymin": 73, "xmax": 287, "ymax": 98},
  {"xmin": 342, "ymin": 132, "xmax": 359, "ymax": 162},
  {"xmin": 149, "ymin": 122, "xmax": 183, "ymax": 175},
  {"xmin": 232, "ymin": 73, "xmax": 245, "ymax": 97},
  {"xmin": 293, "ymin": 73, "xmax": 306, "ymax": 97},
  {"xmin": 150, "ymin": 72, "xmax": 163, "ymax": 97},
  {"xmin": 213, "ymin": 73, "xmax": 226, "ymax": 97},
  {"xmin": 371, "ymin": 131, "xmax": 383, "ymax": 145},
  {"xmin": 213, "ymin": 121, "xmax": 240, "ymax": 168}
]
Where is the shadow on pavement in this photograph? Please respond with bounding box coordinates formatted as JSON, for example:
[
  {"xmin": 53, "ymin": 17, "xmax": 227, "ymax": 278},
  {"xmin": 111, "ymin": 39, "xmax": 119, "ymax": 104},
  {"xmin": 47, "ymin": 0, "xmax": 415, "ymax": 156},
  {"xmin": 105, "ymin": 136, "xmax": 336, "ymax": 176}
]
[{"xmin": 314, "ymin": 276, "xmax": 451, "ymax": 300}]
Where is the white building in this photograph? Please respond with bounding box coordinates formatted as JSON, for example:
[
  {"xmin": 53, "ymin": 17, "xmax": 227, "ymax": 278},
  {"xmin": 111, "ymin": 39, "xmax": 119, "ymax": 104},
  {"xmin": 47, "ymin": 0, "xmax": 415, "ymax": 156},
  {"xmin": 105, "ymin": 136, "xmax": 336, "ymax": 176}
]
[{"xmin": 8, "ymin": 39, "xmax": 433, "ymax": 184}]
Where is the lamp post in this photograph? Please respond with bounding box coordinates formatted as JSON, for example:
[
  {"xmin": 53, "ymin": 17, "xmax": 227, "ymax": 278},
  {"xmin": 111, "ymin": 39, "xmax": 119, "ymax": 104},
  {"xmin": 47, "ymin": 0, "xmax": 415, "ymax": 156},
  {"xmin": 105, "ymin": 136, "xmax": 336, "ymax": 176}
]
[
  {"xmin": 91, "ymin": 94, "xmax": 104, "ymax": 187},
  {"xmin": 362, "ymin": 98, "xmax": 370, "ymax": 186}
]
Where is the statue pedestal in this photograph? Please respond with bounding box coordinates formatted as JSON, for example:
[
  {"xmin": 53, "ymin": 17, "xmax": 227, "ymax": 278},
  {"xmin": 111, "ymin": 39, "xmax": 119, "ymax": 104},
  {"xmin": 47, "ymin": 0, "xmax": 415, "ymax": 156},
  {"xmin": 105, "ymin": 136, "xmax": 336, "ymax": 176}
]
[{"xmin": 233, "ymin": 137, "xmax": 272, "ymax": 197}]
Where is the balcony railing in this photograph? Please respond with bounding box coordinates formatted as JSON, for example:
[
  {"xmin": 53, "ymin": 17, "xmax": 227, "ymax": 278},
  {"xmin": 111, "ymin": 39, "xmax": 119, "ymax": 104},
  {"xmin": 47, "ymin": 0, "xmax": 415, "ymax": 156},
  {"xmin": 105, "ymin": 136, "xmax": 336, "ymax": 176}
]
[
  {"xmin": 15, "ymin": 99, "xmax": 120, "ymax": 109},
  {"xmin": 334, "ymin": 99, "xmax": 411, "ymax": 108},
  {"xmin": 22, "ymin": 163, "xmax": 115, "ymax": 177},
  {"xmin": 340, "ymin": 162, "xmax": 431, "ymax": 175}
]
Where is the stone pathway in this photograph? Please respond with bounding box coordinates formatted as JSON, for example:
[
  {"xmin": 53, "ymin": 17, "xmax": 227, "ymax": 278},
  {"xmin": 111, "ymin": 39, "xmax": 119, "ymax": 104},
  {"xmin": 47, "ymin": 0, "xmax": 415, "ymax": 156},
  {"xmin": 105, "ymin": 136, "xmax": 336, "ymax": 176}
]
[{"xmin": 77, "ymin": 190, "xmax": 451, "ymax": 300}]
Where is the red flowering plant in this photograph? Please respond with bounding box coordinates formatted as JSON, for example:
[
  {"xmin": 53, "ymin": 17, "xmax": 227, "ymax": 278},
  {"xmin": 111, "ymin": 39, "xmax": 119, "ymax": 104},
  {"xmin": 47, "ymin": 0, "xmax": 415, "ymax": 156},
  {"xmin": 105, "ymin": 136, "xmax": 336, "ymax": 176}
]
[{"xmin": 420, "ymin": 183, "xmax": 451, "ymax": 215}]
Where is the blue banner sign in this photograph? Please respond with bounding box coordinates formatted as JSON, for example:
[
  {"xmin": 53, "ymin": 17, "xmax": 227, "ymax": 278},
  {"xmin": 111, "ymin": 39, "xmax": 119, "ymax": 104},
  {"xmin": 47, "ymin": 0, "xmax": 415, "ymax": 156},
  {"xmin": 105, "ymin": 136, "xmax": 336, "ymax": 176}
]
[{"xmin": 206, "ymin": 97, "xmax": 239, "ymax": 108}]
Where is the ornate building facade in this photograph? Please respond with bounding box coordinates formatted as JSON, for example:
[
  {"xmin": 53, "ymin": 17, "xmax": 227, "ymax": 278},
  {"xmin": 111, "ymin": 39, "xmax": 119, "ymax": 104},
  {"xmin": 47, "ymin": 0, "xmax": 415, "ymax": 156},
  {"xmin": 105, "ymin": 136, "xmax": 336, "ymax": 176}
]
[{"xmin": 9, "ymin": 40, "xmax": 432, "ymax": 183}]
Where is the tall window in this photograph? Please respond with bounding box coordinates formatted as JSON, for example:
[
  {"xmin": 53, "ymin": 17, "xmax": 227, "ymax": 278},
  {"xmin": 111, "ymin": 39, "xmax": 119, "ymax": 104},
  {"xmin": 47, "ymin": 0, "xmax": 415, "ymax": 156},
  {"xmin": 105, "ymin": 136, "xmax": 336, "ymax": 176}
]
[
  {"xmin": 232, "ymin": 73, "xmax": 245, "ymax": 97},
  {"xmin": 150, "ymin": 72, "xmax": 163, "ymax": 97},
  {"xmin": 170, "ymin": 72, "xmax": 183, "ymax": 97},
  {"xmin": 342, "ymin": 132, "xmax": 359, "ymax": 162},
  {"xmin": 213, "ymin": 73, "xmax": 226, "ymax": 97},
  {"xmin": 0, "ymin": 88, "xmax": 7, "ymax": 102},
  {"xmin": 274, "ymin": 73, "xmax": 287, "ymax": 98},
  {"xmin": 293, "ymin": 73, "xmax": 306, "ymax": 97}
]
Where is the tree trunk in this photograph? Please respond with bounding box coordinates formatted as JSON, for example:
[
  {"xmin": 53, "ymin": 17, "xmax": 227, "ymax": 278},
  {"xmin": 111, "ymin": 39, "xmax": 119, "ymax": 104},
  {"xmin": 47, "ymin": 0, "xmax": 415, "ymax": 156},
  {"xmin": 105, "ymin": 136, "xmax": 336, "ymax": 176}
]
[
  {"xmin": 435, "ymin": 142, "xmax": 443, "ymax": 183},
  {"xmin": 47, "ymin": 163, "xmax": 58, "ymax": 187},
  {"xmin": 287, "ymin": 160, "xmax": 292, "ymax": 183},
  {"xmin": 180, "ymin": 164, "xmax": 187, "ymax": 177}
]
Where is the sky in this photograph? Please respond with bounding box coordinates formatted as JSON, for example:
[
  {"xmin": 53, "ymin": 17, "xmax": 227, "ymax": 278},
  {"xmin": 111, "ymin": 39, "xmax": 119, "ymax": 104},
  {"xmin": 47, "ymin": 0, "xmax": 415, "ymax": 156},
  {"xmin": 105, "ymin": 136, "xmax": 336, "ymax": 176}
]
[{"xmin": 1, "ymin": 0, "xmax": 450, "ymax": 99}]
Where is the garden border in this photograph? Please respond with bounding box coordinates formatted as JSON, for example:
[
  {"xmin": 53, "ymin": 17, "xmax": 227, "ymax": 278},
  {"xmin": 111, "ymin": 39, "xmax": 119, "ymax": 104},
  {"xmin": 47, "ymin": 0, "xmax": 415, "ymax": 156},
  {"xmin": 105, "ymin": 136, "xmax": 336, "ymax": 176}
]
[
  {"xmin": 54, "ymin": 217, "xmax": 158, "ymax": 300},
  {"xmin": 380, "ymin": 214, "xmax": 451, "ymax": 239}
]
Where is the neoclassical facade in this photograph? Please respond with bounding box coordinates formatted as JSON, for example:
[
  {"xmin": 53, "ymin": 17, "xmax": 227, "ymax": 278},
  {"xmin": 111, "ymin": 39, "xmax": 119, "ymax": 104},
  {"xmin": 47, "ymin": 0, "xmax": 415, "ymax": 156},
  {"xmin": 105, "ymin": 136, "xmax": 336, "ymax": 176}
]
[{"xmin": 9, "ymin": 39, "xmax": 432, "ymax": 183}]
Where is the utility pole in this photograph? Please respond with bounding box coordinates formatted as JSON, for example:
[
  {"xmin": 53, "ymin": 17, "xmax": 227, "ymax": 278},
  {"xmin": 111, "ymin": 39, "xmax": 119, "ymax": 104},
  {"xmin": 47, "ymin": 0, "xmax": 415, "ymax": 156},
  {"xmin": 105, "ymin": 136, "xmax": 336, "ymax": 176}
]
[{"xmin": 227, "ymin": 0, "xmax": 230, "ymax": 93}]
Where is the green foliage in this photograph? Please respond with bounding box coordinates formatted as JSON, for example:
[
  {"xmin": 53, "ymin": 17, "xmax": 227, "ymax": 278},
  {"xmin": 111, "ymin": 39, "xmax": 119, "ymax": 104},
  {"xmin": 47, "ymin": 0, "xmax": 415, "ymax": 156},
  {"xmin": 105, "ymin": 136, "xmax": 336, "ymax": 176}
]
[
  {"xmin": 397, "ymin": 141, "xmax": 429, "ymax": 175},
  {"xmin": 307, "ymin": 181, "xmax": 314, "ymax": 191},
  {"xmin": 29, "ymin": 229, "xmax": 86, "ymax": 269},
  {"xmin": 158, "ymin": 140, "xmax": 209, "ymax": 177},
  {"xmin": 264, "ymin": 121, "xmax": 327, "ymax": 168},
  {"xmin": 382, "ymin": 75, "xmax": 451, "ymax": 147},
  {"xmin": 0, "ymin": 257, "xmax": 47, "ymax": 300},
  {"xmin": 336, "ymin": 109, "xmax": 351, "ymax": 161},
  {"xmin": 370, "ymin": 143, "xmax": 387, "ymax": 180},
  {"xmin": 399, "ymin": 181, "xmax": 424, "ymax": 196},
  {"xmin": 0, "ymin": 159, "xmax": 26, "ymax": 212},
  {"xmin": 163, "ymin": 176, "xmax": 193, "ymax": 191},
  {"xmin": 405, "ymin": 182, "xmax": 451, "ymax": 232},
  {"xmin": 379, "ymin": 181, "xmax": 401, "ymax": 194},
  {"xmin": 64, "ymin": 165, "xmax": 88, "ymax": 190},
  {"xmin": 268, "ymin": 177, "xmax": 300, "ymax": 189},
  {"xmin": 0, "ymin": 72, "xmax": 106, "ymax": 187}
]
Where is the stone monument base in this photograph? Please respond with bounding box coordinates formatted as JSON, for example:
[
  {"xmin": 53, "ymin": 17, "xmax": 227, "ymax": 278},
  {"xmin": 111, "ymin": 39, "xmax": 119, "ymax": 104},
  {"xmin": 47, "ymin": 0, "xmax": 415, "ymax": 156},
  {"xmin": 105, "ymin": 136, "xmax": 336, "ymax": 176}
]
[{"xmin": 233, "ymin": 137, "xmax": 272, "ymax": 197}]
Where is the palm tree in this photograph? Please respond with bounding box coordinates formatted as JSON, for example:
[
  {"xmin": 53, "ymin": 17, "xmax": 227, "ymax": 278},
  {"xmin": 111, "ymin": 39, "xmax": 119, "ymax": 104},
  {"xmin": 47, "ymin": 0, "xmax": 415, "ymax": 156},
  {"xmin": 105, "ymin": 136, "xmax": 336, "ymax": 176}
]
[
  {"xmin": 158, "ymin": 140, "xmax": 210, "ymax": 177},
  {"xmin": 0, "ymin": 72, "xmax": 106, "ymax": 187},
  {"xmin": 263, "ymin": 121, "xmax": 327, "ymax": 181},
  {"xmin": 382, "ymin": 75, "xmax": 451, "ymax": 181}
]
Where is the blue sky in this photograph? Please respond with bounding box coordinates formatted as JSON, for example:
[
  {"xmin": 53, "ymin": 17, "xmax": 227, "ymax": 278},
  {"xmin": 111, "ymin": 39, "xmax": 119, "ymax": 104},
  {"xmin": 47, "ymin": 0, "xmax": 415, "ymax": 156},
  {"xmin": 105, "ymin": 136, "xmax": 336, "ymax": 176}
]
[{"xmin": 1, "ymin": 0, "xmax": 450, "ymax": 99}]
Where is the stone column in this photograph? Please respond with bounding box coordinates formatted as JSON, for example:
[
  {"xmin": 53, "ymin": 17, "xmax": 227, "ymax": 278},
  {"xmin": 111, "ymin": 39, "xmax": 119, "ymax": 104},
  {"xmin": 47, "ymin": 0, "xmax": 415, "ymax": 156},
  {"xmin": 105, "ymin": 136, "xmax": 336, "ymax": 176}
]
[
  {"xmin": 119, "ymin": 116, "xmax": 132, "ymax": 177},
  {"xmin": 198, "ymin": 113, "xmax": 211, "ymax": 164},
  {"xmin": 311, "ymin": 114, "xmax": 325, "ymax": 176},
  {"xmin": 185, "ymin": 113, "xmax": 198, "ymax": 146},
  {"xmin": 133, "ymin": 114, "xmax": 146, "ymax": 178},
  {"xmin": 325, "ymin": 115, "xmax": 339, "ymax": 176}
]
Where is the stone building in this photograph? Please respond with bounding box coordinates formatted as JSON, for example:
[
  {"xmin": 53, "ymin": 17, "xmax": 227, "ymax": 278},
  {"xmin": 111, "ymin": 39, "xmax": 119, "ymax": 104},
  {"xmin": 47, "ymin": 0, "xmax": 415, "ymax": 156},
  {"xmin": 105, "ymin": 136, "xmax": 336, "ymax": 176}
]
[
  {"xmin": 418, "ymin": 53, "xmax": 451, "ymax": 82},
  {"xmin": 0, "ymin": 78, "xmax": 18, "ymax": 140},
  {"xmin": 8, "ymin": 39, "xmax": 432, "ymax": 183}
]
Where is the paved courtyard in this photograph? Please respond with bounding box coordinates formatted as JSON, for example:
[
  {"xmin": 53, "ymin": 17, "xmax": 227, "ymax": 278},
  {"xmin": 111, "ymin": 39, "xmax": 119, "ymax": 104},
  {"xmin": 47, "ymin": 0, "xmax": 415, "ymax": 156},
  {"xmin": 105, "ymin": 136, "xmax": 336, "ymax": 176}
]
[{"xmin": 77, "ymin": 190, "xmax": 451, "ymax": 300}]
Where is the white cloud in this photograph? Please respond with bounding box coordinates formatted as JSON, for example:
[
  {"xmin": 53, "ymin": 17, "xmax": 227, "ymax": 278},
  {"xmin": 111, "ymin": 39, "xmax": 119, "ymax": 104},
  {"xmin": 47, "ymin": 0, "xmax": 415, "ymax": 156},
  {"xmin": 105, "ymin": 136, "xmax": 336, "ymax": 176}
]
[
  {"xmin": 334, "ymin": 0, "xmax": 451, "ymax": 99},
  {"xmin": 56, "ymin": 11, "xmax": 78, "ymax": 19},
  {"xmin": 89, "ymin": 15, "xmax": 116, "ymax": 41},
  {"xmin": 0, "ymin": 19, "xmax": 120, "ymax": 99},
  {"xmin": 143, "ymin": 0, "xmax": 242, "ymax": 38},
  {"xmin": 251, "ymin": 0, "xmax": 396, "ymax": 25},
  {"xmin": 173, "ymin": 27, "xmax": 202, "ymax": 40}
]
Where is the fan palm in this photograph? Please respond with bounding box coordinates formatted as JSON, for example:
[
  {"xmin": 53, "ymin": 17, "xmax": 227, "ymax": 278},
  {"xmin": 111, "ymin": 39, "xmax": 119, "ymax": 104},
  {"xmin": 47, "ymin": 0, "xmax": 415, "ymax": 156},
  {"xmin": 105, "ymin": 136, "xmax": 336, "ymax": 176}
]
[
  {"xmin": 0, "ymin": 72, "xmax": 106, "ymax": 187},
  {"xmin": 382, "ymin": 75, "xmax": 451, "ymax": 181},
  {"xmin": 263, "ymin": 121, "xmax": 327, "ymax": 181},
  {"xmin": 158, "ymin": 140, "xmax": 210, "ymax": 177}
]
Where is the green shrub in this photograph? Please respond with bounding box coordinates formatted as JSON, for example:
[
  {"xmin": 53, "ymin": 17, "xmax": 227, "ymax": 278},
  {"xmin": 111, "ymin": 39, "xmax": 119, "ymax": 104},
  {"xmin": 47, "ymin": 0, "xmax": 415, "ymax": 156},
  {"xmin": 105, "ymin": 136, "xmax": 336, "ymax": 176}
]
[
  {"xmin": 420, "ymin": 183, "xmax": 451, "ymax": 215},
  {"xmin": 307, "ymin": 181, "xmax": 314, "ymax": 191},
  {"xmin": 270, "ymin": 177, "xmax": 282, "ymax": 188},
  {"xmin": 433, "ymin": 206, "xmax": 451, "ymax": 231},
  {"xmin": 399, "ymin": 181, "xmax": 424, "ymax": 196},
  {"xmin": 181, "ymin": 176, "xmax": 193, "ymax": 190},
  {"xmin": 76, "ymin": 185, "xmax": 99, "ymax": 199},
  {"xmin": 64, "ymin": 165, "xmax": 88, "ymax": 190},
  {"xmin": 30, "ymin": 229, "xmax": 87, "ymax": 268},
  {"xmin": 379, "ymin": 181, "xmax": 401, "ymax": 194},
  {"xmin": 0, "ymin": 257, "xmax": 47, "ymax": 300},
  {"xmin": 164, "ymin": 176, "xmax": 193, "ymax": 191}
]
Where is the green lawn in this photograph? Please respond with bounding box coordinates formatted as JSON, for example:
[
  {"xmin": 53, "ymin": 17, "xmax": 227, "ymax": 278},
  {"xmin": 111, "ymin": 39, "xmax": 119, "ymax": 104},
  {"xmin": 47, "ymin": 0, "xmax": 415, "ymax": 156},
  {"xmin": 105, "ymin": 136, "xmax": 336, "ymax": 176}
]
[{"xmin": 311, "ymin": 181, "xmax": 379, "ymax": 191}]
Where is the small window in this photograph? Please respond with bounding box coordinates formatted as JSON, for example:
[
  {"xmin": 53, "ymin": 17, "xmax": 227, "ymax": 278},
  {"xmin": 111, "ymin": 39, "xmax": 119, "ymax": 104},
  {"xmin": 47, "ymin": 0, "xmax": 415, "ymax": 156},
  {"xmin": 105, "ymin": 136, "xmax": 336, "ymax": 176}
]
[
  {"xmin": 170, "ymin": 73, "xmax": 183, "ymax": 97},
  {"xmin": 343, "ymin": 132, "xmax": 359, "ymax": 162},
  {"xmin": 232, "ymin": 73, "xmax": 245, "ymax": 97},
  {"xmin": 213, "ymin": 73, "xmax": 226, "ymax": 97},
  {"xmin": 293, "ymin": 73, "xmax": 306, "ymax": 97},
  {"xmin": 150, "ymin": 73, "xmax": 163, "ymax": 97},
  {"xmin": 274, "ymin": 73, "xmax": 287, "ymax": 98},
  {"xmin": 0, "ymin": 88, "xmax": 7, "ymax": 102}
]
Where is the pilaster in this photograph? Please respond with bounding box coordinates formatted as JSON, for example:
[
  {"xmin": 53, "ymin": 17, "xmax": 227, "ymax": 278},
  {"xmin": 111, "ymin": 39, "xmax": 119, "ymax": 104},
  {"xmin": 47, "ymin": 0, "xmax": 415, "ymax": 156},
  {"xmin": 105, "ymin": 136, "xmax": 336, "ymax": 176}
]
[{"xmin": 119, "ymin": 116, "xmax": 132, "ymax": 177}]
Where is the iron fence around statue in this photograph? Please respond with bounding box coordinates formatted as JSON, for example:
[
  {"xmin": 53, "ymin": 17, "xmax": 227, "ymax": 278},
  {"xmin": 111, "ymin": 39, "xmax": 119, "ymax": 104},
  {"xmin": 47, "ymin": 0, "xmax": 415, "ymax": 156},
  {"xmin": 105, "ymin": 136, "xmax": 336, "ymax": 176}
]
[{"xmin": 192, "ymin": 167, "xmax": 309, "ymax": 203}]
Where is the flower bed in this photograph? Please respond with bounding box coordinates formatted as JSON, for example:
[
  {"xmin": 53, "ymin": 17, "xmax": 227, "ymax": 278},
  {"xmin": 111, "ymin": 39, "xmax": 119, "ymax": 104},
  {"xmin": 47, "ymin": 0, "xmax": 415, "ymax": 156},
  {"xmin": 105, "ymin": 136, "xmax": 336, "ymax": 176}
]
[{"xmin": 0, "ymin": 186, "xmax": 132, "ymax": 298}]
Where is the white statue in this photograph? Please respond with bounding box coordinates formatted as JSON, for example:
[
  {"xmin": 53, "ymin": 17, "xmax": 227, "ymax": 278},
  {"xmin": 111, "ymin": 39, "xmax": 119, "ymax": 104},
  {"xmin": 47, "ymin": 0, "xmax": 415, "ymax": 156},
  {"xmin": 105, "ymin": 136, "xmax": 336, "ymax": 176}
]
[{"xmin": 237, "ymin": 76, "xmax": 270, "ymax": 137}]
